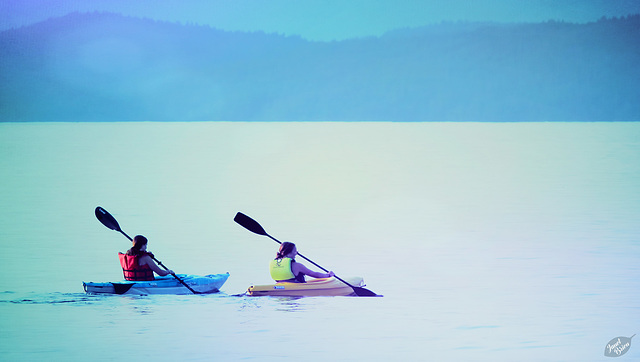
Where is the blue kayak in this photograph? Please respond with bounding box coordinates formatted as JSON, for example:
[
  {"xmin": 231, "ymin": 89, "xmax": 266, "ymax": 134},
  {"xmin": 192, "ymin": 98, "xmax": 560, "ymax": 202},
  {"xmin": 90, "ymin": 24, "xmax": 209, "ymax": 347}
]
[{"xmin": 83, "ymin": 273, "xmax": 230, "ymax": 295}]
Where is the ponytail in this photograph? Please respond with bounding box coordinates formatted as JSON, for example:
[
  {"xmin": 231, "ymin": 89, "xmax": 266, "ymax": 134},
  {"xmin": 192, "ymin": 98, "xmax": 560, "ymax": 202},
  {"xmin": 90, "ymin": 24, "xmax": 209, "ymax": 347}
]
[{"xmin": 127, "ymin": 235, "xmax": 148, "ymax": 256}]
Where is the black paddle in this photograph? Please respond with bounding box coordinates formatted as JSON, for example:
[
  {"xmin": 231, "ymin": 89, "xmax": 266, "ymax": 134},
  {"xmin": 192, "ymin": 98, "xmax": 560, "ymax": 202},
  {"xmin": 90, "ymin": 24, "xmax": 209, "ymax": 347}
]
[
  {"xmin": 95, "ymin": 206, "xmax": 201, "ymax": 294},
  {"xmin": 234, "ymin": 212, "xmax": 379, "ymax": 297}
]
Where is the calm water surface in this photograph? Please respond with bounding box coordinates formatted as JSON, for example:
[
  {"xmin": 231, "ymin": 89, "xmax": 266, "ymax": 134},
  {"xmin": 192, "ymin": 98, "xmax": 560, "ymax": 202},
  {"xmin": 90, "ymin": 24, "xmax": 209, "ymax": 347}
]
[{"xmin": 0, "ymin": 122, "xmax": 639, "ymax": 361}]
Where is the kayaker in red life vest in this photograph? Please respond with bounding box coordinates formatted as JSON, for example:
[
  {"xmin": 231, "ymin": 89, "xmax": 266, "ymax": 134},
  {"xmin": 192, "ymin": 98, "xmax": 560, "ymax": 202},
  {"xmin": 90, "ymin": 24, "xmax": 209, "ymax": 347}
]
[
  {"xmin": 269, "ymin": 242, "xmax": 334, "ymax": 283},
  {"xmin": 118, "ymin": 235, "xmax": 174, "ymax": 281}
]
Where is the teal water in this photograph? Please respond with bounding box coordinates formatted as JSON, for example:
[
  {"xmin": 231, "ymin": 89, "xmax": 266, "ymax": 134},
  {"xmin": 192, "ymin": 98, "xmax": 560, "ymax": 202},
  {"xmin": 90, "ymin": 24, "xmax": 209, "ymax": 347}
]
[{"xmin": 1, "ymin": 122, "xmax": 639, "ymax": 361}]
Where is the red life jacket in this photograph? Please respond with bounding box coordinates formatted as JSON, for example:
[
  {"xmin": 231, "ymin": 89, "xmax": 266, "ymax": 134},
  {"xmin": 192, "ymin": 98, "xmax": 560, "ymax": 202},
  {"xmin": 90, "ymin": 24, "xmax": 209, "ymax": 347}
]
[{"xmin": 118, "ymin": 253, "xmax": 154, "ymax": 281}]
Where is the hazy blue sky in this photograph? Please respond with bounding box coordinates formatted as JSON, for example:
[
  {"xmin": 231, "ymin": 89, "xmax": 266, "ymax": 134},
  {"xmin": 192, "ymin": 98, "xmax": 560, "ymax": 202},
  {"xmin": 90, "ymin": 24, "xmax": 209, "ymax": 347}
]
[{"xmin": 1, "ymin": 0, "xmax": 640, "ymax": 40}]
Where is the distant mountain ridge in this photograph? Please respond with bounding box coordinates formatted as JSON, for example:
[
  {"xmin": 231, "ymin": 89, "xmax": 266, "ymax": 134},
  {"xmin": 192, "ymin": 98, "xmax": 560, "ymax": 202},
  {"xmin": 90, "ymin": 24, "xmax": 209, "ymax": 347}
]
[{"xmin": 1, "ymin": 12, "xmax": 639, "ymax": 122}]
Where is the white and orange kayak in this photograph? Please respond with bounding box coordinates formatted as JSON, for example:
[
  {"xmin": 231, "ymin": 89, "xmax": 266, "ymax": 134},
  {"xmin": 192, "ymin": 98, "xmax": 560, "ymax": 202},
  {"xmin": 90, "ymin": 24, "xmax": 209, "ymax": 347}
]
[{"xmin": 247, "ymin": 277, "xmax": 365, "ymax": 297}]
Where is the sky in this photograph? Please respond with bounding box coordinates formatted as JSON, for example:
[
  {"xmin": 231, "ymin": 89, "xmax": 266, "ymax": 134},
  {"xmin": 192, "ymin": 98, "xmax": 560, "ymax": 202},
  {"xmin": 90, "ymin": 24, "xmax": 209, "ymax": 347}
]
[{"xmin": 1, "ymin": 0, "xmax": 640, "ymax": 41}]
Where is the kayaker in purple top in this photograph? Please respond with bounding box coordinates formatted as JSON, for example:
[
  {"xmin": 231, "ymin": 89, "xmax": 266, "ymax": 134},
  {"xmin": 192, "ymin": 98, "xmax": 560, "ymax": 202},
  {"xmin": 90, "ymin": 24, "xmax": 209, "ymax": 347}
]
[{"xmin": 269, "ymin": 242, "xmax": 334, "ymax": 282}]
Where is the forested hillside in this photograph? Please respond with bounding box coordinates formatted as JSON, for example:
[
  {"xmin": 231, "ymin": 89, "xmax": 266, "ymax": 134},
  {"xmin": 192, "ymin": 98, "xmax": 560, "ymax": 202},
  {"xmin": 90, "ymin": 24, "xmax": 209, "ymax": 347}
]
[{"xmin": 1, "ymin": 12, "xmax": 638, "ymax": 121}]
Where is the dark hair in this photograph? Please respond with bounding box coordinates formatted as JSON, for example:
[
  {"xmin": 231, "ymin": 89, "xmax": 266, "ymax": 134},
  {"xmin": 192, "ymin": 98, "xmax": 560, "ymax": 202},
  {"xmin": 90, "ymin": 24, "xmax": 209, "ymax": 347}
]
[
  {"xmin": 276, "ymin": 242, "xmax": 296, "ymax": 259},
  {"xmin": 127, "ymin": 235, "xmax": 148, "ymax": 256}
]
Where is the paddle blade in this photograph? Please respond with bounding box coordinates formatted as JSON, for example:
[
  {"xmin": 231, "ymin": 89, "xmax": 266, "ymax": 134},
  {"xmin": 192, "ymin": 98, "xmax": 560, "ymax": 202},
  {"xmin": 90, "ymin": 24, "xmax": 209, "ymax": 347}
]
[
  {"xmin": 111, "ymin": 283, "xmax": 134, "ymax": 295},
  {"xmin": 95, "ymin": 207, "xmax": 122, "ymax": 232},
  {"xmin": 234, "ymin": 212, "xmax": 268, "ymax": 236},
  {"xmin": 352, "ymin": 287, "xmax": 379, "ymax": 297}
]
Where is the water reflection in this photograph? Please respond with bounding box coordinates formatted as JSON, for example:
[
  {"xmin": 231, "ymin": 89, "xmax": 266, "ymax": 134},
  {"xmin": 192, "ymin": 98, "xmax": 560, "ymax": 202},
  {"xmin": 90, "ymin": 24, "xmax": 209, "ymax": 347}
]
[
  {"xmin": 232, "ymin": 294, "xmax": 306, "ymax": 313},
  {"xmin": 273, "ymin": 296, "xmax": 305, "ymax": 312},
  {"xmin": 0, "ymin": 292, "xmax": 98, "ymax": 305}
]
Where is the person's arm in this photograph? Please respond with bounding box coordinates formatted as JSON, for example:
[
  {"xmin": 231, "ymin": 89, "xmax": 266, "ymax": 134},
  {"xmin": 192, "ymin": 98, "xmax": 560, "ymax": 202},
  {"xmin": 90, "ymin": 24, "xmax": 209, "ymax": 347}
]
[
  {"xmin": 293, "ymin": 262, "xmax": 334, "ymax": 279},
  {"xmin": 139, "ymin": 255, "xmax": 174, "ymax": 276}
]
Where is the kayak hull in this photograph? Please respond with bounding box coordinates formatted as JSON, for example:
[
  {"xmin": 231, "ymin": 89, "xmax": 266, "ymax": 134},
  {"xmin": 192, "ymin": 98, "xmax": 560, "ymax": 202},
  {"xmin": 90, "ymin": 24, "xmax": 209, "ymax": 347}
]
[
  {"xmin": 83, "ymin": 273, "xmax": 230, "ymax": 295},
  {"xmin": 247, "ymin": 277, "xmax": 364, "ymax": 297}
]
